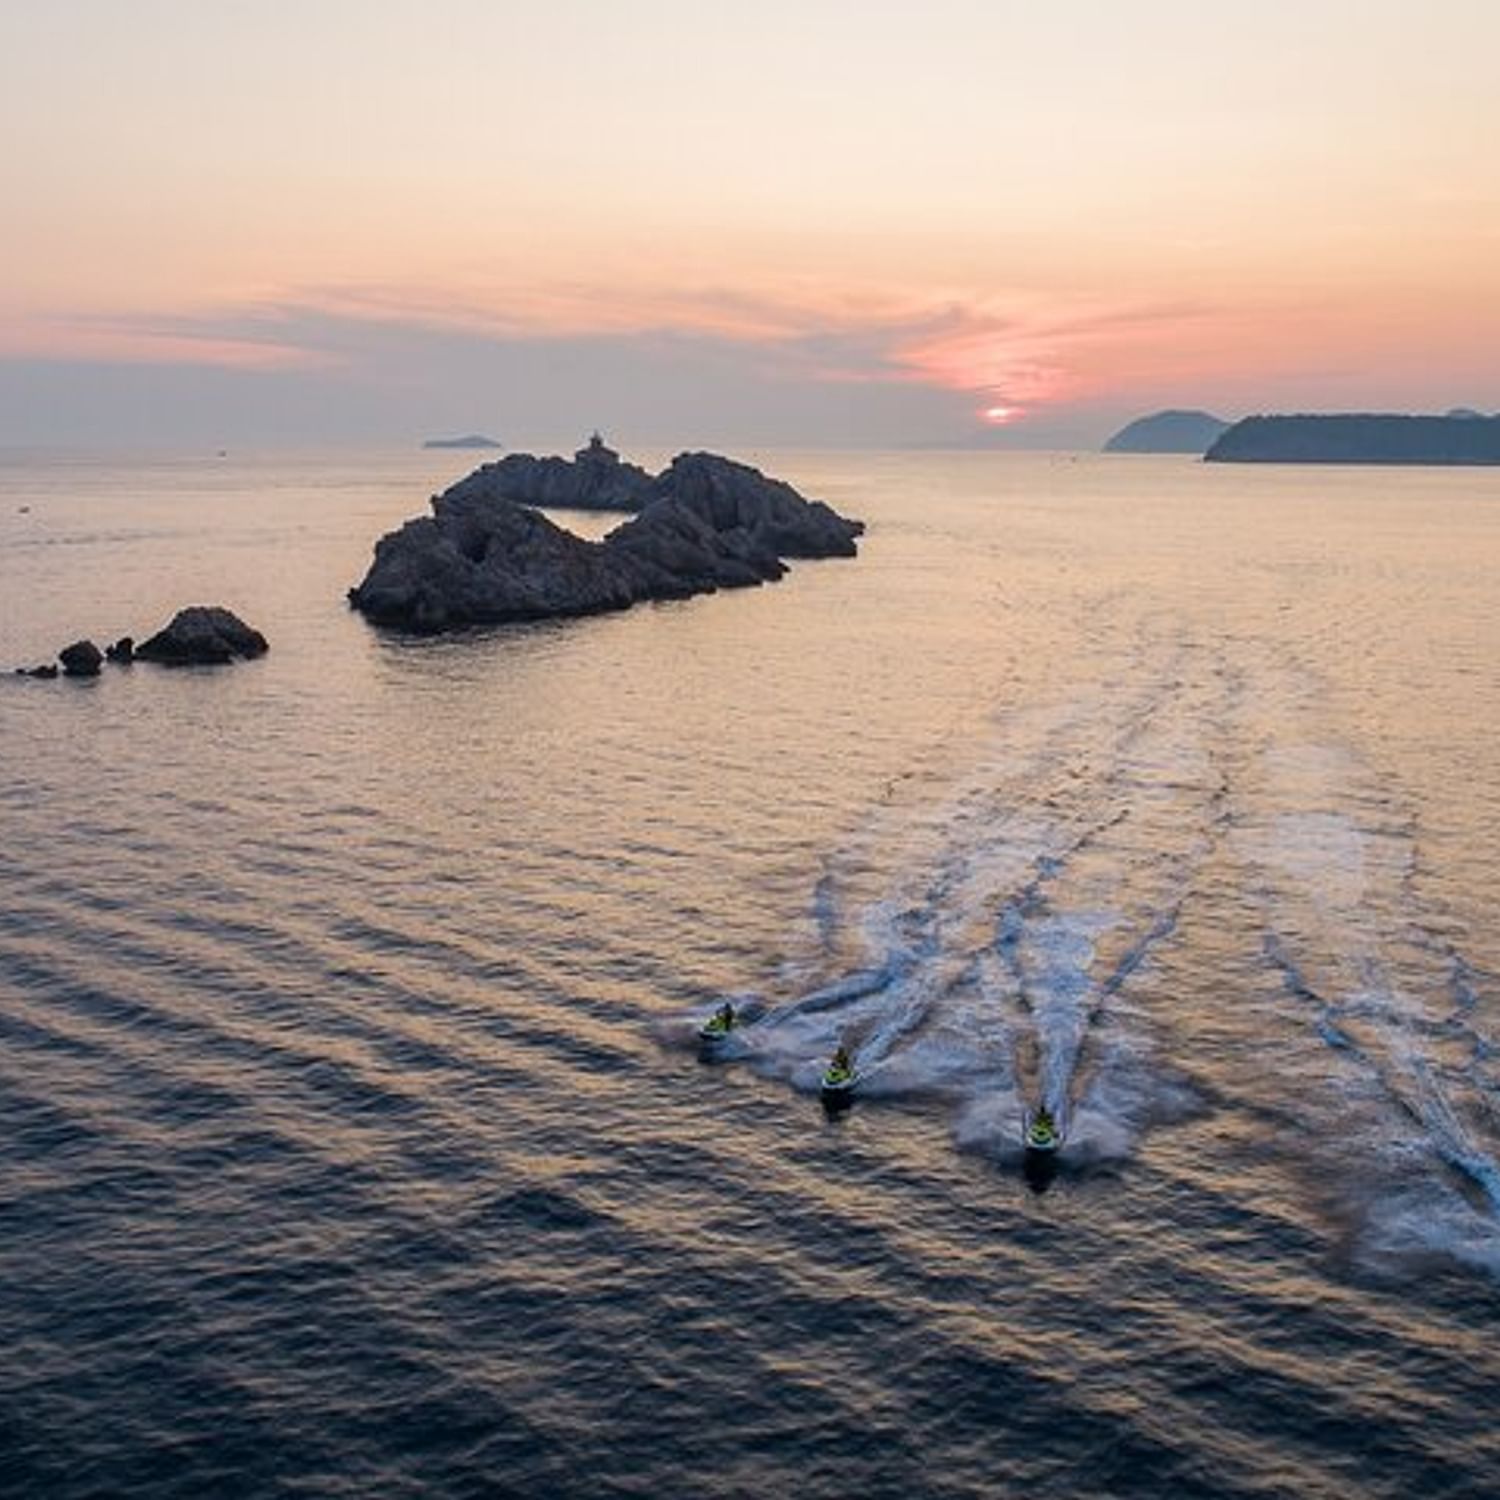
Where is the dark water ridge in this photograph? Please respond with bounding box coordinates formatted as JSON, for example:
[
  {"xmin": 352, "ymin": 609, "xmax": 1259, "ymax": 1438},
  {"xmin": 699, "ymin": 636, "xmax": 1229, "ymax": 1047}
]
[{"xmin": 2, "ymin": 449, "xmax": 1498, "ymax": 1497}]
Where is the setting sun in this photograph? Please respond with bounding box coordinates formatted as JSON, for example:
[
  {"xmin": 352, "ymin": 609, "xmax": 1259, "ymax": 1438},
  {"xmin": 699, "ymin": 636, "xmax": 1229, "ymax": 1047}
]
[{"xmin": 983, "ymin": 404, "xmax": 1020, "ymax": 425}]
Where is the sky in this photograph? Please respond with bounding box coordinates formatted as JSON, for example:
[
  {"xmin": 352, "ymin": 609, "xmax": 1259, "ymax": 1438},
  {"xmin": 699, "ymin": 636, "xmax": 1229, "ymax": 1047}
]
[{"xmin": 3, "ymin": 0, "xmax": 1498, "ymax": 448}]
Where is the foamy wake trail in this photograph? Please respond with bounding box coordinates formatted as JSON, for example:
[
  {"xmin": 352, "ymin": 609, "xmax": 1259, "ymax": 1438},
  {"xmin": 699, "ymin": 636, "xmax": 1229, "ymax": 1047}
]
[
  {"xmin": 1238, "ymin": 737, "xmax": 1500, "ymax": 1273},
  {"xmin": 740, "ymin": 893, "xmax": 1015, "ymax": 1097},
  {"xmin": 1398, "ymin": 1038, "xmax": 1500, "ymax": 1215},
  {"xmin": 988, "ymin": 843, "xmax": 1202, "ymax": 1165}
]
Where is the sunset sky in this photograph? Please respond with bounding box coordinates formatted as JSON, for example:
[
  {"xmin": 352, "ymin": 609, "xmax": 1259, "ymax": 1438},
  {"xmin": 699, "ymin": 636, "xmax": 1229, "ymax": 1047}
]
[{"xmin": 4, "ymin": 1, "xmax": 1498, "ymax": 446}]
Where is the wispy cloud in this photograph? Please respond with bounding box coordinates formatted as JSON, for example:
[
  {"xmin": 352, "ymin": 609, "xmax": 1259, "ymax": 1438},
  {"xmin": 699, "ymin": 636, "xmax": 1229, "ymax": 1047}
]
[{"xmin": 25, "ymin": 277, "xmax": 1228, "ymax": 431}]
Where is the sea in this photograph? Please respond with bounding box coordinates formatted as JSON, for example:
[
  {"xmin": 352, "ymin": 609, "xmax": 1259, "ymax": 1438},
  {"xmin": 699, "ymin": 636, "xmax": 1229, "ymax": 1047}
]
[{"xmin": 1, "ymin": 446, "xmax": 1498, "ymax": 1498}]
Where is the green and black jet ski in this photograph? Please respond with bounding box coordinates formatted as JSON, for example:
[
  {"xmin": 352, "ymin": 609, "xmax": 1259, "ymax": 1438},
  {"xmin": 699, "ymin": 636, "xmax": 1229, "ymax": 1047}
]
[
  {"xmin": 699, "ymin": 1005, "xmax": 737, "ymax": 1043},
  {"xmin": 1024, "ymin": 1107, "xmax": 1061, "ymax": 1154},
  {"xmin": 821, "ymin": 1049, "xmax": 858, "ymax": 1097}
]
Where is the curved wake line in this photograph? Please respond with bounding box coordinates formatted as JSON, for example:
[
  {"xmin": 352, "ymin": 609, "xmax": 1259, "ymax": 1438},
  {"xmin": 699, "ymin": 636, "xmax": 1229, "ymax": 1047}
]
[
  {"xmin": 1259, "ymin": 858, "xmax": 1500, "ymax": 1221},
  {"xmin": 1235, "ymin": 706, "xmax": 1500, "ymax": 1276}
]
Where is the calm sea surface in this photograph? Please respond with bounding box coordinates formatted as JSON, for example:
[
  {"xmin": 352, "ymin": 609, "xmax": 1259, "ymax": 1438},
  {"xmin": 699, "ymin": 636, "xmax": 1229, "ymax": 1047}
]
[{"xmin": 2, "ymin": 447, "xmax": 1498, "ymax": 1498}]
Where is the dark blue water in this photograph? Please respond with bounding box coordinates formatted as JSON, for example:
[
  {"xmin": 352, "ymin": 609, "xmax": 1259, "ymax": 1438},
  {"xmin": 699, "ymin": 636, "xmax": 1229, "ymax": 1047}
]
[{"xmin": 2, "ymin": 449, "xmax": 1498, "ymax": 1497}]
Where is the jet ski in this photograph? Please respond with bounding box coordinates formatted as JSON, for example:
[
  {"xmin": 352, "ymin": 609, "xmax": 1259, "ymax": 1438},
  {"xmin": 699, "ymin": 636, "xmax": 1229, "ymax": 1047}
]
[
  {"xmin": 821, "ymin": 1049, "xmax": 858, "ymax": 1098},
  {"xmin": 1024, "ymin": 1107, "xmax": 1061, "ymax": 1154},
  {"xmin": 698, "ymin": 1005, "xmax": 737, "ymax": 1043}
]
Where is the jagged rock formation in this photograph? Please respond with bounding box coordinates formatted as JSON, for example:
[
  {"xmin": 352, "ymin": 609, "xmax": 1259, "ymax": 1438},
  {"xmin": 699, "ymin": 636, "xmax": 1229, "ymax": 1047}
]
[
  {"xmin": 359, "ymin": 495, "xmax": 640, "ymax": 631},
  {"xmin": 1207, "ymin": 414, "xmax": 1500, "ymax": 465},
  {"xmin": 652, "ymin": 452, "xmax": 861, "ymax": 559},
  {"xmin": 1104, "ymin": 410, "xmax": 1231, "ymax": 454},
  {"xmin": 135, "ymin": 607, "xmax": 269, "ymax": 665},
  {"xmin": 348, "ymin": 445, "xmax": 864, "ymax": 631}
]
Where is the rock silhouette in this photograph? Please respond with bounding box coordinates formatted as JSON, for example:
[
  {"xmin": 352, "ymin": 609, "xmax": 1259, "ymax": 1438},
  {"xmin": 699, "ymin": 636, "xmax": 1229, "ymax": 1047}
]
[
  {"xmin": 59, "ymin": 640, "xmax": 103, "ymax": 677},
  {"xmin": 349, "ymin": 443, "xmax": 864, "ymax": 632},
  {"xmin": 438, "ymin": 433, "xmax": 653, "ymax": 513},
  {"xmin": 135, "ymin": 607, "xmax": 269, "ymax": 665}
]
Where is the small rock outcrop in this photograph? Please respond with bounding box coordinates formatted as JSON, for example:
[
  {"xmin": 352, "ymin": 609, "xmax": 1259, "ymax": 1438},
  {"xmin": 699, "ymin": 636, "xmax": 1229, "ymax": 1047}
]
[
  {"xmin": 348, "ymin": 443, "xmax": 864, "ymax": 632},
  {"xmin": 106, "ymin": 636, "xmax": 134, "ymax": 664},
  {"xmin": 59, "ymin": 640, "xmax": 103, "ymax": 677},
  {"xmin": 16, "ymin": 663, "xmax": 58, "ymax": 679},
  {"xmin": 135, "ymin": 607, "xmax": 269, "ymax": 665}
]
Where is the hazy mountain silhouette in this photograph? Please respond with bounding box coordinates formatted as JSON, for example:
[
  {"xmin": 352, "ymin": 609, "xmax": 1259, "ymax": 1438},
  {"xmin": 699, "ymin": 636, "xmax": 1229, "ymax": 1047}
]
[
  {"xmin": 423, "ymin": 434, "xmax": 503, "ymax": 450},
  {"xmin": 1103, "ymin": 409, "xmax": 1231, "ymax": 454},
  {"xmin": 1207, "ymin": 414, "xmax": 1500, "ymax": 465}
]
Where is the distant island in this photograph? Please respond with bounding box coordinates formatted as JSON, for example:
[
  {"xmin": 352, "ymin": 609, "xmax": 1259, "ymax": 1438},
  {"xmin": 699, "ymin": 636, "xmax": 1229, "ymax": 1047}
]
[
  {"xmin": 1104, "ymin": 409, "xmax": 1231, "ymax": 454},
  {"xmin": 1205, "ymin": 414, "xmax": 1500, "ymax": 465},
  {"xmin": 422, "ymin": 434, "xmax": 503, "ymax": 450}
]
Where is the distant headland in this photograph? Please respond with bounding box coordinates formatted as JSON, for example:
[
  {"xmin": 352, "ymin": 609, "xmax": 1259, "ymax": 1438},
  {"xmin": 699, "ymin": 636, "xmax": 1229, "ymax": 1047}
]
[
  {"xmin": 422, "ymin": 434, "xmax": 503, "ymax": 450},
  {"xmin": 349, "ymin": 436, "xmax": 864, "ymax": 632},
  {"xmin": 1205, "ymin": 414, "xmax": 1500, "ymax": 465},
  {"xmin": 1103, "ymin": 410, "xmax": 1230, "ymax": 454}
]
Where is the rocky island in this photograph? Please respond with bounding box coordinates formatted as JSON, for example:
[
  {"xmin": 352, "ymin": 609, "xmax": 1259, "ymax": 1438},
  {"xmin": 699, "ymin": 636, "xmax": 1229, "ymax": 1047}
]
[
  {"xmin": 1103, "ymin": 409, "xmax": 1231, "ymax": 454},
  {"xmin": 1206, "ymin": 414, "xmax": 1500, "ymax": 465},
  {"xmin": 348, "ymin": 438, "xmax": 864, "ymax": 632}
]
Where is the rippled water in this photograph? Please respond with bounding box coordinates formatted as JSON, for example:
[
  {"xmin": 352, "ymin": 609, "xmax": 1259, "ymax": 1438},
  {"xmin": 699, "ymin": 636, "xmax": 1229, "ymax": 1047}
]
[{"xmin": 2, "ymin": 447, "xmax": 1498, "ymax": 1497}]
